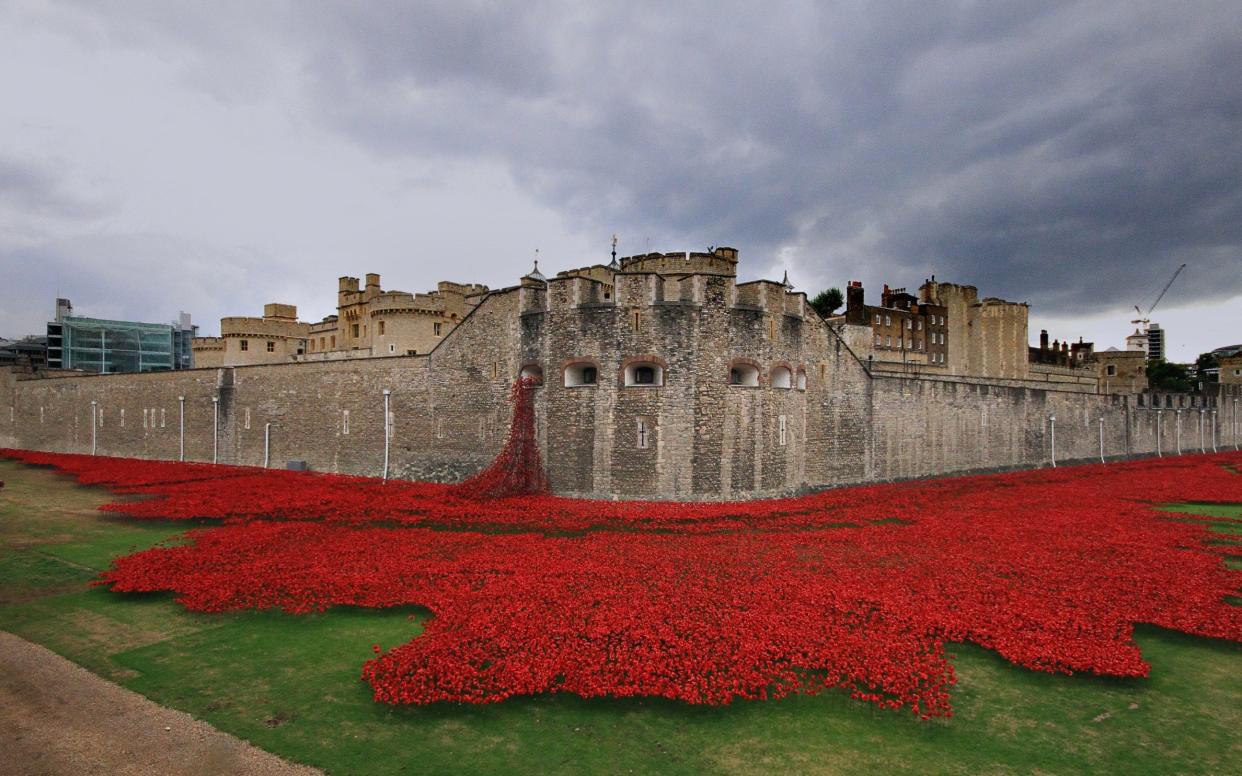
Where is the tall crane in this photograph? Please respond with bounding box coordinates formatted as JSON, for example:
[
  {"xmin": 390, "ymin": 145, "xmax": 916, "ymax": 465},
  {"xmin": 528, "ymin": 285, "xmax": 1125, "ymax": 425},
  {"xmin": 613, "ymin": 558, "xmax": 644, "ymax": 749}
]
[{"xmin": 1131, "ymin": 263, "xmax": 1187, "ymax": 327}]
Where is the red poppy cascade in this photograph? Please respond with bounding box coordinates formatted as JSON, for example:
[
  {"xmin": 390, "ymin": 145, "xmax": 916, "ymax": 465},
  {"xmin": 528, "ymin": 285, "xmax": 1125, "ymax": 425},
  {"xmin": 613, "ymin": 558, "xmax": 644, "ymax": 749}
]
[{"xmin": 2, "ymin": 444, "xmax": 1239, "ymax": 720}]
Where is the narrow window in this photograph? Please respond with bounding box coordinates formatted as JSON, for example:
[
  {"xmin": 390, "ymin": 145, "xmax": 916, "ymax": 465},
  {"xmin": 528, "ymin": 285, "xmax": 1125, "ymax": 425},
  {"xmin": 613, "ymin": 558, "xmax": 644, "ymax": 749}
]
[
  {"xmin": 884, "ymin": 315, "xmax": 891, "ymax": 326},
  {"xmin": 331, "ymin": 335, "xmax": 336, "ymax": 348},
  {"xmin": 389, "ymin": 344, "xmax": 396, "ymax": 353},
  {"xmin": 874, "ymin": 314, "xmax": 881, "ymax": 325},
  {"xmin": 240, "ymin": 339, "xmax": 249, "ymax": 351},
  {"xmin": 1106, "ymin": 365, "xmax": 1117, "ymax": 376},
  {"xmin": 491, "ymin": 361, "xmax": 499, "ymax": 380},
  {"xmin": 819, "ymin": 363, "xmax": 826, "ymax": 380},
  {"xmin": 632, "ymin": 311, "xmax": 641, "ymax": 333},
  {"xmin": 436, "ymin": 417, "xmax": 444, "ymax": 439},
  {"xmin": 434, "ymin": 322, "xmax": 442, "ymax": 336},
  {"xmin": 637, "ymin": 417, "xmax": 650, "ymax": 449},
  {"xmin": 244, "ymin": 407, "xmax": 251, "ymax": 430},
  {"xmin": 769, "ymin": 318, "xmax": 776, "ymax": 339},
  {"xmin": 98, "ymin": 408, "xmax": 103, "ymax": 428},
  {"xmin": 362, "ymin": 325, "xmax": 367, "ymax": 337},
  {"xmin": 143, "ymin": 408, "xmax": 148, "ymax": 429},
  {"xmin": 875, "ymin": 335, "xmax": 881, "ymax": 346},
  {"xmin": 342, "ymin": 409, "xmax": 350, "ymax": 435},
  {"xmin": 40, "ymin": 406, "xmax": 44, "ymax": 424},
  {"xmin": 917, "ymin": 320, "xmax": 923, "ymax": 330},
  {"xmin": 266, "ymin": 341, "xmax": 275, "ymax": 353},
  {"xmin": 160, "ymin": 408, "xmax": 166, "ymax": 428},
  {"xmin": 779, "ymin": 415, "xmax": 787, "ymax": 446},
  {"xmin": 352, "ymin": 323, "xmax": 360, "ymax": 338},
  {"xmin": 378, "ymin": 321, "xmax": 385, "ymax": 335},
  {"xmin": 120, "ymin": 408, "xmax": 125, "ymax": 427}
]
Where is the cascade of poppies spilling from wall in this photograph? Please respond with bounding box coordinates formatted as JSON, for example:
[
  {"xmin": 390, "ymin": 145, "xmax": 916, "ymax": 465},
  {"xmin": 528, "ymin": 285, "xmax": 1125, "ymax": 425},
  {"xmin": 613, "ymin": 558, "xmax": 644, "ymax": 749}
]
[
  {"xmin": 449, "ymin": 376, "xmax": 549, "ymax": 500},
  {"xmin": 2, "ymin": 447, "xmax": 1240, "ymax": 719}
]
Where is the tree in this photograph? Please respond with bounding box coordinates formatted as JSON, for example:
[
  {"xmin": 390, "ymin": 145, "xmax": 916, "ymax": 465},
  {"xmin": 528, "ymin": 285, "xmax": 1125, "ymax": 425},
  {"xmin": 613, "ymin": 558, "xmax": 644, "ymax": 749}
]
[
  {"xmin": 1194, "ymin": 351, "xmax": 1219, "ymax": 382},
  {"xmin": 810, "ymin": 288, "xmax": 844, "ymax": 318},
  {"xmin": 1146, "ymin": 360, "xmax": 1192, "ymax": 392}
]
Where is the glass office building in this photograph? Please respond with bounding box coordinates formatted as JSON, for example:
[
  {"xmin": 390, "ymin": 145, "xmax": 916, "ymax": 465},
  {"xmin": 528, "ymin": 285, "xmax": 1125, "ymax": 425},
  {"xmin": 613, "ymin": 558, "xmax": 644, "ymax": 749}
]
[{"xmin": 46, "ymin": 300, "xmax": 197, "ymax": 373}]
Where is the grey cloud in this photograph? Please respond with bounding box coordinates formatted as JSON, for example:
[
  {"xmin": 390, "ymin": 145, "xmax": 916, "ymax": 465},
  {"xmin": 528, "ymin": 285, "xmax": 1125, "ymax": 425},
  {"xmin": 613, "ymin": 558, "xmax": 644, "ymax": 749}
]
[
  {"xmin": 0, "ymin": 156, "xmax": 111, "ymax": 221},
  {"xmin": 25, "ymin": 0, "xmax": 1242, "ymax": 314}
]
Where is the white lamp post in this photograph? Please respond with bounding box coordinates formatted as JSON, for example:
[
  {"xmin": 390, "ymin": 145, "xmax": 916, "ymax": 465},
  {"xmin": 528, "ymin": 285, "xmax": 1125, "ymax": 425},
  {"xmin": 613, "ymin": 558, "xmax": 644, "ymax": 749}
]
[
  {"xmin": 90, "ymin": 400, "xmax": 97, "ymax": 455},
  {"xmin": 1048, "ymin": 414, "xmax": 1056, "ymax": 468},
  {"xmin": 178, "ymin": 395, "xmax": 185, "ymax": 462},
  {"xmin": 211, "ymin": 396, "xmax": 219, "ymax": 464},
  {"xmin": 382, "ymin": 389, "xmax": 392, "ymax": 480}
]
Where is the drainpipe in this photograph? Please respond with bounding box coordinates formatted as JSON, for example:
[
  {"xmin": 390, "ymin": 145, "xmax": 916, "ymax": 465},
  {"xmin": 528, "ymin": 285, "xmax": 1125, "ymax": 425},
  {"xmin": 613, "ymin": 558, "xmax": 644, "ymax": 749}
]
[
  {"xmin": 211, "ymin": 396, "xmax": 219, "ymax": 464},
  {"xmin": 1211, "ymin": 409, "xmax": 1217, "ymax": 453},
  {"xmin": 1155, "ymin": 410, "xmax": 1162, "ymax": 457},
  {"xmin": 1048, "ymin": 414, "xmax": 1056, "ymax": 468},
  {"xmin": 90, "ymin": 400, "xmax": 97, "ymax": 455},
  {"xmin": 1198, "ymin": 409, "xmax": 1205, "ymax": 454},
  {"xmin": 263, "ymin": 422, "xmax": 272, "ymax": 468},
  {"xmin": 1098, "ymin": 417, "xmax": 1105, "ymax": 464},
  {"xmin": 382, "ymin": 389, "xmax": 391, "ymax": 480},
  {"xmin": 178, "ymin": 395, "xmax": 185, "ymax": 462},
  {"xmin": 1175, "ymin": 409, "xmax": 1182, "ymax": 454}
]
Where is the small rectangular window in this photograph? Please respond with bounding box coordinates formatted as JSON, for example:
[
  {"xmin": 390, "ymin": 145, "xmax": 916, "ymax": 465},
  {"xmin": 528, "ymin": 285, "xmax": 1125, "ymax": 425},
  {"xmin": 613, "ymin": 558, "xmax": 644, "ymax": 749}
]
[
  {"xmin": 875, "ymin": 335, "xmax": 881, "ymax": 346},
  {"xmin": 244, "ymin": 407, "xmax": 251, "ymax": 430},
  {"xmin": 240, "ymin": 339, "xmax": 249, "ymax": 351},
  {"xmin": 266, "ymin": 341, "xmax": 275, "ymax": 353},
  {"xmin": 120, "ymin": 408, "xmax": 125, "ymax": 427},
  {"xmin": 331, "ymin": 335, "xmax": 336, "ymax": 348},
  {"xmin": 434, "ymin": 322, "xmax": 443, "ymax": 336},
  {"xmin": 1106, "ymin": 365, "xmax": 1117, "ymax": 376},
  {"xmin": 389, "ymin": 343, "xmax": 395, "ymax": 353},
  {"xmin": 905, "ymin": 319, "xmax": 912, "ymax": 330},
  {"xmin": 342, "ymin": 409, "xmax": 350, "ymax": 435},
  {"xmin": 917, "ymin": 320, "xmax": 923, "ymax": 330},
  {"xmin": 378, "ymin": 321, "xmax": 385, "ymax": 335},
  {"xmin": 143, "ymin": 408, "xmax": 148, "ymax": 429},
  {"xmin": 884, "ymin": 315, "xmax": 891, "ymax": 326},
  {"xmin": 778, "ymin": 415, "xmax": 787, "ymax": 446},
  {"xmin": 352, "ymin": 323, "xmax": 360, "ymax": 338},
  {"xmin": 874, "ymin": 314, "xmax": 881, "ymax": 325},
  {"xmin": 160, "ymin": 408, "xmax": 166, "ymax": 428}
]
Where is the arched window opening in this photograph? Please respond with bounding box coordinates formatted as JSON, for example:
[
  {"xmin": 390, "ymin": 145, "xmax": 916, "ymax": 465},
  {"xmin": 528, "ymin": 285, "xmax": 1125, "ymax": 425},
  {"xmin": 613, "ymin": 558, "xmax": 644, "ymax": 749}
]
[
  {"xmin": 519, "ymin": 364, "xmax": 544, "ymax": 384},
  {"xmin": 564, "ymin": 362, "xmax": 599, "ymax": 387},
  {"xmin": 729, "ymin": 363, "xmax": 759, "ymax": 387},
  {"xmin": 771, "ymin": 366, "xmax": 792, "ymax": 389},
  {"xmin": 796, "ymin": 369, "xmax": 807, "ymax": 390},
  {"xmin": 624, "ymin": 362, "xmax": 664, "ymax": 387}
]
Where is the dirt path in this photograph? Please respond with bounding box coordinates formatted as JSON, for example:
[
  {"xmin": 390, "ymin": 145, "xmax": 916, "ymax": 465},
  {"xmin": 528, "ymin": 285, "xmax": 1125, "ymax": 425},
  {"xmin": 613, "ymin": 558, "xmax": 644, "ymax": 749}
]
[{"xmin": 0, "ymin": 631, "xmax": 322, "ymax": 776}]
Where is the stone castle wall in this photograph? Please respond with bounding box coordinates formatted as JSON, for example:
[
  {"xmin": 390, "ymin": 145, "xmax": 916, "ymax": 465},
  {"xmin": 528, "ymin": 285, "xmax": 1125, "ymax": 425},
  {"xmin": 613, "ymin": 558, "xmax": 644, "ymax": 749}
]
[{"xmin": 2, "ymin": 278, "xmax": 1236, "ymax": 499}]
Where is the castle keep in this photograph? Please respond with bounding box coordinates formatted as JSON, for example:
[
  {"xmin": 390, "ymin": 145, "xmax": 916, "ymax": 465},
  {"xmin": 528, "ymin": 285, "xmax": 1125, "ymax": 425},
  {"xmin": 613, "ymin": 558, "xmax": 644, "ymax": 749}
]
[{"xmin": 2, "ymin": 247, "xmax": 1238, "ymax": 499}]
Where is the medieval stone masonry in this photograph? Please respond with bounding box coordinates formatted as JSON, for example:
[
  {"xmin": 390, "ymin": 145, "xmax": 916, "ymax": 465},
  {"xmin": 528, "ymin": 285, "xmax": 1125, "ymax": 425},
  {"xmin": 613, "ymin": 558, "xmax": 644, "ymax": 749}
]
[{"xmin": 4, "ymin": 247, "xmax": 1239, "ymax": 499}]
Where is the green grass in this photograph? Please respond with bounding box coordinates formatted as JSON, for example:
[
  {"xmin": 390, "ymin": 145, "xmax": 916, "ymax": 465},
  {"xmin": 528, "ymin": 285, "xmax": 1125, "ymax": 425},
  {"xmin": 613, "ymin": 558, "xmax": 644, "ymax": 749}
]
[{"xmin": 1, "ymin": 459, "xmax": 1239, "ymax": 775}]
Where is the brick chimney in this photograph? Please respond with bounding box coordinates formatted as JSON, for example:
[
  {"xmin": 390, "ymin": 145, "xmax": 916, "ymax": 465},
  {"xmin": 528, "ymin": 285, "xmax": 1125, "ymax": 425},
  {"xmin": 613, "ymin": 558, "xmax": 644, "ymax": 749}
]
[{"xmin": 845, "ymin": 281, "xmax": 866, "ymax": 325}]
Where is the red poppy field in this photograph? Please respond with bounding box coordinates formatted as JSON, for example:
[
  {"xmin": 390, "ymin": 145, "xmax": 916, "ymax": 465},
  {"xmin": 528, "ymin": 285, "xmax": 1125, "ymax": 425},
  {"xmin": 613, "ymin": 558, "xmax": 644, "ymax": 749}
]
[{"xmin": 3, "ymin": 446, "xmax": 1239, "ymax": 721}]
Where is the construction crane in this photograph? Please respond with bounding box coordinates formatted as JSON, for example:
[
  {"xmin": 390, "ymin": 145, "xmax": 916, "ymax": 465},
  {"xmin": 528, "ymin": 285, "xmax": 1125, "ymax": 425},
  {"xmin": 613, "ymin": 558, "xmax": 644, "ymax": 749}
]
[{"xmin": 1131, "ymin": 263, "xmax": 1187, "ymax": 327}]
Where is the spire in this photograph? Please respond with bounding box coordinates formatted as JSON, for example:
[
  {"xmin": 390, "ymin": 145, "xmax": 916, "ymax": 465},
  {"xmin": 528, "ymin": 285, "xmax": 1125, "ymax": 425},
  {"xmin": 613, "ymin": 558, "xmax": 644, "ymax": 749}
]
[
  {"xmin": 524, "ymin": 249, "xmax": 547, "ymax": 283},
  {"xmin": 608, "ymin": 234, "xmax": 619, "ymax": 269},
  {"xmin": 782, "ymin": 269, "xmax": 793, "ymax": 291}
]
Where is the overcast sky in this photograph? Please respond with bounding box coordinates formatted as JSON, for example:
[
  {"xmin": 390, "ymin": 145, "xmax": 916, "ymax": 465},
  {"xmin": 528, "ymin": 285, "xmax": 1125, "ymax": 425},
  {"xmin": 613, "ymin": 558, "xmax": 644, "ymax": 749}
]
[{"xmin": 2, "ymin": 1, "xmax": 1239, "ymax": 361}]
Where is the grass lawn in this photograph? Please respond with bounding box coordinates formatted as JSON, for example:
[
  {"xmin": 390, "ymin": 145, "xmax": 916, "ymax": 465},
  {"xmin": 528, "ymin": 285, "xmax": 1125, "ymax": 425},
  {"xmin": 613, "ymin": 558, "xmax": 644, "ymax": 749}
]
[{"xmin": 0, "ymin": 459, "xmax": 1239, "ymax": 775}]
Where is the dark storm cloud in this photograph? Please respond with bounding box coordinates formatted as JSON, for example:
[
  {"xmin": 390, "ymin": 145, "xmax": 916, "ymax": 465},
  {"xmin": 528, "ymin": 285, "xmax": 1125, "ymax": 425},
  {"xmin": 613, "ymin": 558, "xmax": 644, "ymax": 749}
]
[{"xmin": 30, "ymin": 0, "xmax": 1242, "ymax": 313}]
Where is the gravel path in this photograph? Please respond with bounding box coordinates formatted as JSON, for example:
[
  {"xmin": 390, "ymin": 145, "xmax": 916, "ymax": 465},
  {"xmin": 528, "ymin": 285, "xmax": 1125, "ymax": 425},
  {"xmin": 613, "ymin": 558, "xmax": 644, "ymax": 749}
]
[{"xmin": 0, "ymin": 631, "xmax": 323, "ymax": 776}]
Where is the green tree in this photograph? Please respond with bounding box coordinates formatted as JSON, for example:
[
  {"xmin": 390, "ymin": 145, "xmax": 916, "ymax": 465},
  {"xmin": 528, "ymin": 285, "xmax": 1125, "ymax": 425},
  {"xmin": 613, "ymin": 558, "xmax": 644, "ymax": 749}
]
[
  {"xmin": 1194, "ymin": 352, "xmax": 1219, "ymax": 382},
  {"xmin": 1146, "ymin": 360, "xmax": 1192, "ymax": 392},
  {"xmin": 809, "ymin": 288, "xmax": 844, "ymax": 318}
]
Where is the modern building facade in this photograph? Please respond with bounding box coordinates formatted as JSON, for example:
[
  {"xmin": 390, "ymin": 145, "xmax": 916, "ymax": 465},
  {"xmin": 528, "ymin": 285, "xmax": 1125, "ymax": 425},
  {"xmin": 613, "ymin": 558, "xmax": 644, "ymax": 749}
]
[{"xmin": 45, "ymin": 299, "xmax": 197, "ymax": 374}]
